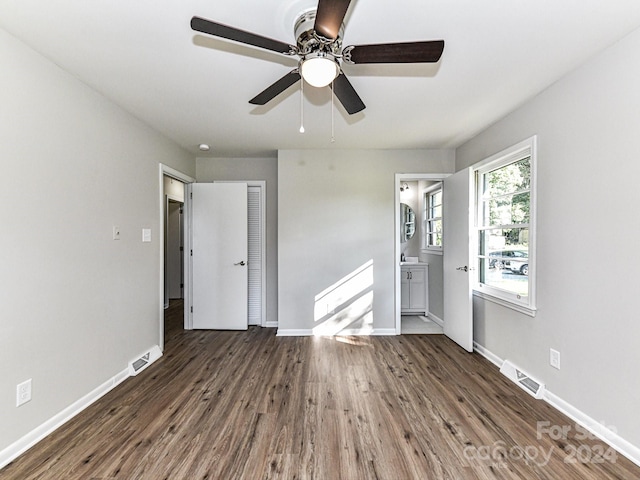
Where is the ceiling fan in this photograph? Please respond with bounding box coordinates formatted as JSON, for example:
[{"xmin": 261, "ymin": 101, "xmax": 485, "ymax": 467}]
[{"xmin": 191, "ymin": 0, "xmax": 444, "ymax": 115}]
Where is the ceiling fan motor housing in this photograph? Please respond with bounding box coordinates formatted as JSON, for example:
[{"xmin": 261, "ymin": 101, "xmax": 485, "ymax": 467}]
[{"xmin": 295, "ymin": 10, "xmax": 343, "ymax": 59}]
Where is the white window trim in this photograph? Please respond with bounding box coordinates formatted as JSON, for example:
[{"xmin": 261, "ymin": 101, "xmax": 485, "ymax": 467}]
[
  {"xmin": 472, "ymin": 136, "xmax": 537, "ymax": 317},
  {"xmin": 421, "ymin": 182, "xmax": 444, "ymax": 255}
]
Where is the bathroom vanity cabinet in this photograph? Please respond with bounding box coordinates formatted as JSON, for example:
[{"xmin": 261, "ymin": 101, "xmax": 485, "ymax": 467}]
[{"xmin": 401, "ymin": 263, "xmax": 429, "ymax": 315}]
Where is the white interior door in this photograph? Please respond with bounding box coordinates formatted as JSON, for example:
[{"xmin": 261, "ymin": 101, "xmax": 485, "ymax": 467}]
[
  {"xmin": 191, "ymin": 182, "xmax": 248, "ymax": 330},
  {"xmin": 443, "ymin": 168, "xmax": 474, "ymax": 351}
]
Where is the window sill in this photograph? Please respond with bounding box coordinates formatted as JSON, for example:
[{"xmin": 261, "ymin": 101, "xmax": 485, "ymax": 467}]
[
  {"xmin": 421, "ymin": 248, "xmax": 443, "ymax": 256},
  {"xmin": 473, "ymin": 290, "xmax": 537, "ymax": 317}
]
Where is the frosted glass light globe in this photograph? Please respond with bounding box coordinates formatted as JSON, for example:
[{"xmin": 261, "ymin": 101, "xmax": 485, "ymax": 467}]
[{"xmin": 301, "ymin": 56, "xmax": 339, "ymax": 87}]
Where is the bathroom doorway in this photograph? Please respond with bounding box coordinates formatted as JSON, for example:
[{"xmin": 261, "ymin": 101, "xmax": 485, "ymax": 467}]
[{"xmin": 395, "ymin": 173, "xmax": 449, "ymax": 335}]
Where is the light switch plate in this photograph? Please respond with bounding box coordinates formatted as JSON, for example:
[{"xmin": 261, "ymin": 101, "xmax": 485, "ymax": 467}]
[
  {"xmin": 142, "ymin": 228, "xmax": 151, "ymax": 243},
  {"xmin": 112, "ymin": 226, "xmax": 121, "ymax": 240},
  {"xmin": 550, "ymin": 348, "xmax": 561, "ymax": 370}
]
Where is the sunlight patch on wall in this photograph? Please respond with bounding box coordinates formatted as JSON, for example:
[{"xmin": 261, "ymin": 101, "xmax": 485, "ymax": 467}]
[{"xmin": 313, "ymin": 260, "xmax": 374, "ymax": 336}]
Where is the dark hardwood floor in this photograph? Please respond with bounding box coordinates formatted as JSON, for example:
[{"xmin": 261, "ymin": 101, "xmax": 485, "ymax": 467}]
[{"xmin": 1, "ymin": 300, "xmax": 638, "ymax": 479}]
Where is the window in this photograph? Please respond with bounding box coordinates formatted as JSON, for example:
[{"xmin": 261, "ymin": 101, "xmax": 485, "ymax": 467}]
[
  {"xmin": 474, "ymin": 137, "xmax": 536, "ymax": 315},
  {"xmin": 423, "ymin": 184, "xmax": 443, "ymax": 252}
]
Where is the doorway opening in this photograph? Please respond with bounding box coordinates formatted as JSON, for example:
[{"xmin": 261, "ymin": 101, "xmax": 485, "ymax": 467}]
[
  {"xmin": 401, "ymin": 315, "xmax": 443, "ymax": 334},
  {"xmin": 159, "ymin": 165, "xmax": 195, "ymax": 351},
  {"xmin": 394, "ymin": 173, "xmax": 450, "ymax": 335},
  {"xmin": 165, "ymin": 197, "xmax": 184, "ymax": 308},
  {"xmin": 159, "ymin": 167, "xmax": 268, "ymax": 346}
]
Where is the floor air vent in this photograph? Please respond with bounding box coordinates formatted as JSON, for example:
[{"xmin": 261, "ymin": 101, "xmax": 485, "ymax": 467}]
[
  {"xmin": 500, "ymin": 360, "xmax": 545, "ymax": 399},
  {"xmin": 128, "ymin": 346, "xmax": 162, "ymax": 376}
]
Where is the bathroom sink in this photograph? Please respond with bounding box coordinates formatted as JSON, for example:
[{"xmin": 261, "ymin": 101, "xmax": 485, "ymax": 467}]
[{"xmin": 403, "ymin": 256, "xmax": 419, "ymax": 263}]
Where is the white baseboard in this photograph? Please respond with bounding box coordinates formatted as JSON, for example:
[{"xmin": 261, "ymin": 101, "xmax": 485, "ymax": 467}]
[
  {"xmin": 473, "ymin": 341, "xmax": 640, "ymax": 468},
  {"xmin": 544, "ymin": 390, "xmax": 640, "ymax": 468},
  {"xmin": 276, "ymin": 328, "xmax": 398, "ymax": 337},
  {"xmin": 473, "ymin": 341, "xmax": 503, "ymax": 368},
  {"xmin": 371, "ymin": 328, "xmax": 397, "ymax": 336},
  {"xmin": 276, "ymin": 329, "xmax": 313, "ymax": 336},
  {"xmin": 428, "ymin": 312, "xmax": 444, "ymax": 327},
  {"xmin": 0, "ymin": 369, "xmax": 127, "ymax": 470},
  {"xmin": 0, "ymin": 346, "xmax": 161, "ymax": 470},
  {"xmin": 264, "ymin": 321, "xmax": 279, "ymax": 328}
]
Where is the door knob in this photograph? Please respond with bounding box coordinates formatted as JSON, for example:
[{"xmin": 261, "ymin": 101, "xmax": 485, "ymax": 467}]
[
  {"xmin": 456, "ymin": 266, "xmax": 468, "ymax": 272},
  {"xmin": 234, "ymin": 261, "xmax": 246, "ymax": 266}
]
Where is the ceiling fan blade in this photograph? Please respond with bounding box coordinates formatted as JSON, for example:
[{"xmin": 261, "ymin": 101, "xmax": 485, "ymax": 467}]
[
  {"xmin": 333, "ymin": 72, "xmax": 365, "ymax": 115},
  {"xmin": 249, "ymin": 70, "xmax": 301, "ymax": 105},
  {"xmin": 345, "ymin": 40, "xmax": 445, "ymax": 64},
  {"xmin": 191, "ymin": 16, "xmax": 294, "ymax": 55},
  {"xmin": 314, "ymin": 0, "xmax": 352, "ymax": 40}
]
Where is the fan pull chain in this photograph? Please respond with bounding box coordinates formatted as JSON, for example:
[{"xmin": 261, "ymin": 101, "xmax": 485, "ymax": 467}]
[
  {"xmin": 330, "ymin": 80, "xmax": 335, "ymax": 143},
  {"xmin": 299, "ymin": 78, "xmax": 305, "ymax": 134}
]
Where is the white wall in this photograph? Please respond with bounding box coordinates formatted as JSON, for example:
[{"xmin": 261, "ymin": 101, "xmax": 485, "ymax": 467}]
[
  {"xmin": 0, "ymin": 29, "xmax": 194, "ymax": 453},
  {"xmin": 277, "ymin": 149, "xmax": 454, "ymax": 333},
  {"xmin": 456, "ymin": 28, "xmax": 640, "ymax": 447},
  {"xmin": 196, "ymin": 157, "xmax": 278, "ymax": 325}
]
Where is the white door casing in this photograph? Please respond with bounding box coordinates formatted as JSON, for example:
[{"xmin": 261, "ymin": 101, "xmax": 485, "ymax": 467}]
[
  {"xmin": 159, "ymin": 164, "xmax": 195, "ymax": 350},
  {"xmin": 190, "ymin": 182, "xmax": 248, "ymax": 330},
  {"xmin": 443, "ymin": 168, "xmax": 474, "ymax": 352}
]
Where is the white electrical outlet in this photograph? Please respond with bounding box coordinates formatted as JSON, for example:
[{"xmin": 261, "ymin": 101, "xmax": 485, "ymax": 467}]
[
  {"xmin": 16, "ymin": 379, "xmax": 32, "ymax": 407},
  {"xmin": 550, "ymin": 348, "xmax": 561, "ymax": 370}
]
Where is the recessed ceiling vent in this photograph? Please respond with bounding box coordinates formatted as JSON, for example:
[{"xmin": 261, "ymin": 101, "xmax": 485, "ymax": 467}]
[
  {"xmin": 500, "ymin": 360, "xmax": 545, "ymax": 399},
  {"xmin": 128, "ymin": 346, "xmax": 162, "ymax": 376}
]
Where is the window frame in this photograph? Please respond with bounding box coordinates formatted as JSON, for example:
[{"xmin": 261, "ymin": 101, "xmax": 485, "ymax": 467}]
[
  {"xmin": 472, "ymin": 136, "xmax": 537, "ymax": 316},
  {"xmin": 422, "ymin": 183, "xmax": 443, "ymax": 254}
]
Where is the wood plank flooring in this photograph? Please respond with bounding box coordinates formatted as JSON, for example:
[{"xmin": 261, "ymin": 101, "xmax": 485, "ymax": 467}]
[{"xmin": 1, "ymin": 300, "xmax": 638, "ymax": 479}]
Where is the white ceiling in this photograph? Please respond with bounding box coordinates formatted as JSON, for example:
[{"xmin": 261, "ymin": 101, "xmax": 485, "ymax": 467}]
[{"xmin": 2, "ymin": 0, "xmax": 640, "ymax": 157}]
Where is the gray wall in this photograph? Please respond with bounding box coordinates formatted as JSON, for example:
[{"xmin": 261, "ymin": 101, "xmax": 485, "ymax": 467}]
[
  {"xmin": 0, "ymin": 29, "xmax": 194, "ymax": 452},
  {"xmin": 456, "ymin": 27, "xmax": 640, "ymax": 446},
  {"xmin": 196, "ymin": 157, "xmax": 279, "ymax": 325},
  {"xmin": 277, "ymin": 149, "xmax": 454, "ymax": 333}
]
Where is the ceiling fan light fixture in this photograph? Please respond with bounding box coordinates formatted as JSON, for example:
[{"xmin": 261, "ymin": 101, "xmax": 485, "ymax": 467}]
[
  {"xmin": 191, "ymin": 3, "xmax": 445, "ymax": 115},
  {"xmin": 300, "ymin": 54, "xmax": 339, "ymax": 88}
]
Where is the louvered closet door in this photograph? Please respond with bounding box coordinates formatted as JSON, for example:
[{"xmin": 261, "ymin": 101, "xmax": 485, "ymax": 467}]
[{"xmin": 247, "ymin": 186, "xmax": 263, "ymax": 326}]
